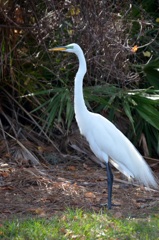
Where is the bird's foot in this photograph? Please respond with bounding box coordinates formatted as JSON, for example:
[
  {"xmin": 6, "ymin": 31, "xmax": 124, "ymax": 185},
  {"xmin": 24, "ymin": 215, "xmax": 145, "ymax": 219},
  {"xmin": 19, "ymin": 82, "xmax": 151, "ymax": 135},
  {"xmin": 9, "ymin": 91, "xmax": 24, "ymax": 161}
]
[{"xmin": 100, "ymin": 202, "xmax": 121, "ymax": 209}]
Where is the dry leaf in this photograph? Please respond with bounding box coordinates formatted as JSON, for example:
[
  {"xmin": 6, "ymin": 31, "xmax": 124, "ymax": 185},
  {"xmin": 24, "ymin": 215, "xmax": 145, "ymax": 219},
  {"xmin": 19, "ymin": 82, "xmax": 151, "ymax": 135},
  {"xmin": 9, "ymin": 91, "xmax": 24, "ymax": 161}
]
[
  {"xmin": 67, "ymin": 166, "xmax": 76, "ymax": 171},
  {"xmin": 84, "ymin": 192, "xmax": 96, "ymax": 198},
  {"xmin": 4, "ymin": 153, "xmax": 11, "ymax": 158},
  {"xmin": 83, "ymin": 163, "xmax": 91, "ymax": 170},
  {"xmin": 0, "ymin": 171, "xmax": 10, "ymax": 177},
  {"xmin": 96, "ymin": 196, "xmax": 102, "ymax": 202},
  {"xmin": 96, "ymin": 176, "xmax": 106, "ymax": 181},
  {"xmin": 28, "ymin": 208, "xmax": 45, "ymax": 215},
  {"xmin": 1, "ymin": 186, "xmax": 14, "ymax": 190},
  {"xmin": 114, "ymin": 211, "xmax": 123, "ymax": 218},
  {"xmin": 131, "ymin": 45, "xmax": 138, "ymax": 53},
  {"xmin": 60, "ymin": 227, "xmax": 67, "ymax": 234}
]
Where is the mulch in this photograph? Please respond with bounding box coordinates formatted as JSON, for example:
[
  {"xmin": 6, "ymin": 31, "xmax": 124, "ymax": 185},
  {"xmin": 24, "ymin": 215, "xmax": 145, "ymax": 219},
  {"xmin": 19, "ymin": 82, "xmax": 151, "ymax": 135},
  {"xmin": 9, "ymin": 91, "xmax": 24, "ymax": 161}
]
[{"xmin": 0, "ymin": 156, "xmax": 159, "ymax": 221}]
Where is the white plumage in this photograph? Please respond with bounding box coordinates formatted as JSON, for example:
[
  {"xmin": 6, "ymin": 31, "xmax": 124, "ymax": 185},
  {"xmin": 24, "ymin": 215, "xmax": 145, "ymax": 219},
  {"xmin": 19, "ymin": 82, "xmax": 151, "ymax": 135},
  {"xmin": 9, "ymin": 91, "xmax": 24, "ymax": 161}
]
[
  {"xmin": 49, "ymin": 43, "xmax": 158, "ymax": 209},
  {"xmin": 84, "ymin": 111, "xmax": 157, "ymax": 187}
]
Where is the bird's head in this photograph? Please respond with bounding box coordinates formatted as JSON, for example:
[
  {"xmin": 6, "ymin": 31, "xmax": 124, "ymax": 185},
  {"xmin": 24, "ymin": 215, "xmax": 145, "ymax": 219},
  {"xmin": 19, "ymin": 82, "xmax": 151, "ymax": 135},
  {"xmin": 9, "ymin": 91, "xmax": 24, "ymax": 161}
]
[{"xmin": 49, "ymin": 43, "xmax": 81, "ymax": 54}]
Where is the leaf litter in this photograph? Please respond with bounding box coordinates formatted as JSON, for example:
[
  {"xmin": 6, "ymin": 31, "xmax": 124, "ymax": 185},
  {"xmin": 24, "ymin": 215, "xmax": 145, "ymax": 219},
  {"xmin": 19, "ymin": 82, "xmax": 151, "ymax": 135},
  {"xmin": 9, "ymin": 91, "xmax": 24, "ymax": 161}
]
[{"xmin": 0, "ymin": 155, "xmax": 159, "ymax": 221}]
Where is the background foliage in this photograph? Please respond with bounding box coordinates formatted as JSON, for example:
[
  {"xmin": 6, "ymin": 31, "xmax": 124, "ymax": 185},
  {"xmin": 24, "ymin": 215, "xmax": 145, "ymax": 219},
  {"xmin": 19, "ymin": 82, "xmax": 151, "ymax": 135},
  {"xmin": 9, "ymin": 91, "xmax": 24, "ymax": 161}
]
[{"xmin": 0, "ymin": 0, "xmax": 159, "ymax": 162}]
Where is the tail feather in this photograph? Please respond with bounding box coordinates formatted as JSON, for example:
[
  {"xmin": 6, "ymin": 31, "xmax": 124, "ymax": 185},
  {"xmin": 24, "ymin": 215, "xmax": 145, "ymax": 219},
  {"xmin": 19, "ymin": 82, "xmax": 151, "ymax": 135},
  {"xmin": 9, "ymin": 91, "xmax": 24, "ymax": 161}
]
[
  {"xmin": 110, "ymin": 150, "xmax": 158, "ymax": 189},
  {"xmin": 133, "ymin": 158, "xmax": 158, "ymax": 188}
]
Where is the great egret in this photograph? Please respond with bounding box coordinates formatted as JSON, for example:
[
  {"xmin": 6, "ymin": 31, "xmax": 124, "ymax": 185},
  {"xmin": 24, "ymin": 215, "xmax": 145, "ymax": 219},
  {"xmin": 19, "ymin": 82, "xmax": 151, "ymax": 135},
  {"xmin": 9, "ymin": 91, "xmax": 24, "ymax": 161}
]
[{"xmin": 49, "ymin": 43, "xmax": 158, "ymax": 209}]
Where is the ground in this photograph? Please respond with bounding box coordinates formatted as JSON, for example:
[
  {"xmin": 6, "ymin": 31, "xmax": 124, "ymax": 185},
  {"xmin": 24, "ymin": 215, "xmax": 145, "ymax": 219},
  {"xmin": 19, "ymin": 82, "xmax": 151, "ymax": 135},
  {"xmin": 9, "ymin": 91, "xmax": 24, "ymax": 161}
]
[{"xmin": 0, "ymin": 153, "xmax": 159, "ymax": 221}]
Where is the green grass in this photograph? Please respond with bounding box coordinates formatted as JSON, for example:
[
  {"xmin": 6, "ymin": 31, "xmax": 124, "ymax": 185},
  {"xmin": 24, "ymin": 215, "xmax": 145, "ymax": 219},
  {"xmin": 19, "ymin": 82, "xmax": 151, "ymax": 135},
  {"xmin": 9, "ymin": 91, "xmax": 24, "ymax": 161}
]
[{"xmin": 0, "ymin": 209, "xmax": 159, "ymax": 240}]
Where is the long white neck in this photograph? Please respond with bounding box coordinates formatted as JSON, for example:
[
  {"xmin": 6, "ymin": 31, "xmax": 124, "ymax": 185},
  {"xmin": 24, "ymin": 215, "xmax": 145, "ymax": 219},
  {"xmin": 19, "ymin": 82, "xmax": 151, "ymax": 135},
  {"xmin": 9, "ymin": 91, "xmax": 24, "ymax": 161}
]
[{"xmin": 74, "ymin": 48, "xmax": 88, "ymax": 119}]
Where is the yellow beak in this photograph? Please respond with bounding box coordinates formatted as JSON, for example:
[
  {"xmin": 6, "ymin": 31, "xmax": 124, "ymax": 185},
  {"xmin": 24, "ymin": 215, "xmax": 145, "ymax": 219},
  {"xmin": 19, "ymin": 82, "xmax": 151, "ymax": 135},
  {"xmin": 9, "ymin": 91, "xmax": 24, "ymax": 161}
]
[{"xmin": 49, "ymin": 47, "xmax": 66, "ymax": 52}]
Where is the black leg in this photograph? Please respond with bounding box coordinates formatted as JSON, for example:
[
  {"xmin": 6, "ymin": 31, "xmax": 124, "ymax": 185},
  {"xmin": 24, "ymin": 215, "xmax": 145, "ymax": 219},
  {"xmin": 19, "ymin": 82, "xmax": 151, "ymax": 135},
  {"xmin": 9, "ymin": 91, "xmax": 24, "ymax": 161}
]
[{"xmin": 106, "ymin": 162, "xmax": 113, "ymax": 209}]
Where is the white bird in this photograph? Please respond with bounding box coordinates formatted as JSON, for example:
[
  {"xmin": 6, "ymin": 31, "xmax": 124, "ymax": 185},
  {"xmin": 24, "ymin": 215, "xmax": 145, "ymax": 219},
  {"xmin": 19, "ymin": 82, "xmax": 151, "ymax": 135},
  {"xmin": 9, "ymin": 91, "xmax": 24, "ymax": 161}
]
[{"xmin": 49, "ymin": 43, "xmax": 158, "ymax": 209}]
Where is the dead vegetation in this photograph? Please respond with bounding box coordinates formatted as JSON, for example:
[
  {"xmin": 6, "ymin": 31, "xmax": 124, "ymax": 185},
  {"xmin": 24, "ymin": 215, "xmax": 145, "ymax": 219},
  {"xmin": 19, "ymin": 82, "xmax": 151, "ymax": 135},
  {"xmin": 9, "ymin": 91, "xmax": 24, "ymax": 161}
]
[{"xmin": 0, "ymin": 135, "xmax": 159, "ymax": 220}]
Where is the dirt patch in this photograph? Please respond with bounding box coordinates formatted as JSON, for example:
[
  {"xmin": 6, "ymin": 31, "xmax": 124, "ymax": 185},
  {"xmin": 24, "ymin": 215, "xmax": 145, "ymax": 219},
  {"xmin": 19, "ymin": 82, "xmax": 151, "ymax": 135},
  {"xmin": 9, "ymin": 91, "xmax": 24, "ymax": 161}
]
[{"xmin": 0, "ymin": 157, "xmax": 159, "ymax": 221}]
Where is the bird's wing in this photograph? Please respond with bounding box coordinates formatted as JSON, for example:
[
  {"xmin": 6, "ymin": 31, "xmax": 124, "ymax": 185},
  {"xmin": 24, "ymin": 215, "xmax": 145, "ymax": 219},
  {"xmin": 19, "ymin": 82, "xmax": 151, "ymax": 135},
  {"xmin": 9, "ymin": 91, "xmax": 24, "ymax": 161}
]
[{"xmin": 85, "ymin": 112, "xmax": 157, "ymax": 188}]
